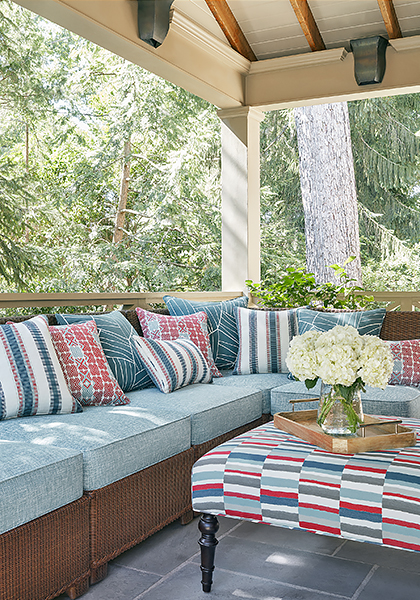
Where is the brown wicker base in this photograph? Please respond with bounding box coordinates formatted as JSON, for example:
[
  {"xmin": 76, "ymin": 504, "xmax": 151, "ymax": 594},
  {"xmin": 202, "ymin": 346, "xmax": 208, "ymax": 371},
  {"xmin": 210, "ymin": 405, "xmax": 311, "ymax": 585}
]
[
  {"xmin": 88, "ymin": 447, "xmax": 195, "ymax": 582},
  {"xmin": 193, "ymin": 417, "xmax": 265, "ymax": 462},
  {"xmin": 0, "ymin": 495, "xmax": 90, "ymax": 600}
]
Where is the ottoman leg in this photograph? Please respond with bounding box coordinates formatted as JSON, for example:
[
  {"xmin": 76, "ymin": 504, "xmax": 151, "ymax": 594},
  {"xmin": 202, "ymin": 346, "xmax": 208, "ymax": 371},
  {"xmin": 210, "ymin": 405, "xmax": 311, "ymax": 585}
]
[{"xmin": 198, "ymin": 513, "xmax": 219, "ymax": 593}]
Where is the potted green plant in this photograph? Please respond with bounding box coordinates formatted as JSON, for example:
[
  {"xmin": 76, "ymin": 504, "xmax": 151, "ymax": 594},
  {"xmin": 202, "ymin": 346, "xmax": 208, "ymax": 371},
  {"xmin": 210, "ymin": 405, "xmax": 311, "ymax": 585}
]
[{"xmin": 246, "ymin": 257, "xmax": 374, "ymax": 310}]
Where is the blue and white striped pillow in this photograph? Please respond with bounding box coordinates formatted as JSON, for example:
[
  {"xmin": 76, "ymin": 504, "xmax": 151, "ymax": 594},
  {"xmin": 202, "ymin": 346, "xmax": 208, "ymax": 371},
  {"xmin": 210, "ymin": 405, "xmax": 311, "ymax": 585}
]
[
  {"xmin": 133, "ymin": 337, "xmax": 213, "ymax": 393},
  {"xmin": 0, "ymin": 316, "xmax": 82, "ymax": 420},
  {"xmin": 233, "ymin": 307, "xmax": 298, "ymax": 375}
]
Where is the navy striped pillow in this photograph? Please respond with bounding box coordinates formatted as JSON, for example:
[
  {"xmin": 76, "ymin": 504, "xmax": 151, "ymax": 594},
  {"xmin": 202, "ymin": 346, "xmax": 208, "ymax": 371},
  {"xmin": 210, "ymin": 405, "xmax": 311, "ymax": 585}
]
[
  {"xmin": 233, "ymin": 307, "xmax": 298, "ymax": 374},
  {"xmin": 133, "ymin": 337, "xmax": 212, "ymax": 393}
]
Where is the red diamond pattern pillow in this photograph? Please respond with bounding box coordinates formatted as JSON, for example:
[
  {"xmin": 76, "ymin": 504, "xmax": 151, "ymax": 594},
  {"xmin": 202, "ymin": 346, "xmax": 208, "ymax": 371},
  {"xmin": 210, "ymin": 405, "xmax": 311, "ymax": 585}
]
[
  {"xmin": 49, "ymin": 320, "xmax": 130, "ymax": 406},
  {"xmin": 136, "ymin": 308, "xmax": 222, "ymax": 378},
  {"xmin": 388, "ymin": 339, "xmax": 420, "ymax": 387}
]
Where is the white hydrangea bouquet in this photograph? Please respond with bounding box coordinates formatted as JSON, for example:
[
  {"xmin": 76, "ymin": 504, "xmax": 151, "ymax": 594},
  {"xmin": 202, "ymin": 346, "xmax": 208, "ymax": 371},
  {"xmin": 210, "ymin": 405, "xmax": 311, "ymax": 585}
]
[{"xmin": 285, "ymin": 324, "xmax": 394, "ymax": 434}]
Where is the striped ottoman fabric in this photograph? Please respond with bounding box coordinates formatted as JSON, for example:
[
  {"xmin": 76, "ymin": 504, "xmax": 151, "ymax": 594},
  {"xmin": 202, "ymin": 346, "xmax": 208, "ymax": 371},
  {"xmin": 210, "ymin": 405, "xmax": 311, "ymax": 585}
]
[{"xmin": 192, "ymin": 420, "xmax": 420, "ymax": 552}]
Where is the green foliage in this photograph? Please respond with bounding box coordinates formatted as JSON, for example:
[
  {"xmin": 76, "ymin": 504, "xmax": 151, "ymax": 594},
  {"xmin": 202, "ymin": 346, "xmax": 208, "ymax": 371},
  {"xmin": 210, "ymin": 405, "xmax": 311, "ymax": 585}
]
[
  {"xmin": 313, "ymin": 257, "xmax": 374, "ymax": 310},
  {"xmin": 247, "ymin": 258, "xmax": 374, "ymax": 309},
  {"xmin": 1, "ymin": 2, "xmax": 420, "ymax": 297},
  {"xmin": 246, "ymin": 267, "xmax": 316, "ymax": 308}
]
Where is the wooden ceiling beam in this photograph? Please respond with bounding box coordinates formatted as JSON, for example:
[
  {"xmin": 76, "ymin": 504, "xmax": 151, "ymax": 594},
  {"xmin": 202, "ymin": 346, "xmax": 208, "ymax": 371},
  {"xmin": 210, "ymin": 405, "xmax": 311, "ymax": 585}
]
[
  {"xmin": 377, "ymin": 0, "xmax": 402, "ymax": 39},
  {"xmin": 289, "ymin": 0, "xmax": 325, "ymax": 52},
  {"xmin": 204, "ymin": 0, "xmax": 257, "ymax": 61}
]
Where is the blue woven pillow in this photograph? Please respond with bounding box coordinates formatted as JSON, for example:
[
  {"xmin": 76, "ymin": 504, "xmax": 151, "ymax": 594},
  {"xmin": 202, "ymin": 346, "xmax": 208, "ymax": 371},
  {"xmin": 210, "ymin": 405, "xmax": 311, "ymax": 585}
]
[
  {"xmin": 297, "ymin": 308, "xmax": 386, "ymax": 337},
  {"xmin": 54, "ymin": 311, "xmax": 152, "ymax": 392},
  {"xmin": 163, "ymin": 295, "xmax": 248, "ymax": 369}
]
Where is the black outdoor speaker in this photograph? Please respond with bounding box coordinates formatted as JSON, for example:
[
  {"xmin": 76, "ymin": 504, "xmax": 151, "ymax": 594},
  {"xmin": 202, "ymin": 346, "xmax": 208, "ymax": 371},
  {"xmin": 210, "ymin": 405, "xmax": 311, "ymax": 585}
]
[
  {"xmin": 137, "ymin": 0, "xmax": 174, "ymax": 48},
  {"xmin": 350, "ymin": 36, "xmax": 388, "ymax": 86}
]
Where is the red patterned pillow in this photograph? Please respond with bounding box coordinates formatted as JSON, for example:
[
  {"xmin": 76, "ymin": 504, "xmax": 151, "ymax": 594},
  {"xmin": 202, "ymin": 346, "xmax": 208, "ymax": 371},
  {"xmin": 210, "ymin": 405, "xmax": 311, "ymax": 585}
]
[
  {"xmin": 136, "ymin": 308, "xmax": 222, "ymax": 378},
  {"xmin": 388, "ymin": 339, "xmax": 420, "ymax": 387},
  {"xmin": 49, "ymin": 320, "xmax": 130, "ymax": 406}
]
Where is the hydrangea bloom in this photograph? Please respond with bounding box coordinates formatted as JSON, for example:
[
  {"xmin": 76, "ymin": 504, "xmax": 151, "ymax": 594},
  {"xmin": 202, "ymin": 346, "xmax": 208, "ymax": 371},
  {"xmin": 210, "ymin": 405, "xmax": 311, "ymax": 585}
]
[
  {"xmin": 286, "ymin": 324, "xmax": 393, "ymax": 390},
  {"xmin": 286, "ymin": 324, "xmax": 394, "ymax": 433}
]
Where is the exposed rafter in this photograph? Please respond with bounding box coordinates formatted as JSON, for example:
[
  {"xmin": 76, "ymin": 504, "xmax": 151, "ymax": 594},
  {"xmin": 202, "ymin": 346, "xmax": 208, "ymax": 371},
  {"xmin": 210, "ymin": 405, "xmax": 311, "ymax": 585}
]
[
  {"xmin": 204, "ymin": 0, "xmax": 257, "ymax": 61},
  {"xmin": 377, "ymin": 0, "xmax": 402, "ymax": 39},
  {"xmin": 289, "ymin": 0, "xmax": 326, "ymax": 52}
]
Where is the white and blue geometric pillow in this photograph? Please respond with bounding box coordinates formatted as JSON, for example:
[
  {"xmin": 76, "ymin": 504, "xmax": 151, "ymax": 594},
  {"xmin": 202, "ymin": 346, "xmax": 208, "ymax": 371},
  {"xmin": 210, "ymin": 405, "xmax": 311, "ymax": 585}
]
[
  {"xmin": 55, "ymin": 311, "xmax": 152, "ymax": 392},
  {"xmin": 233, "ymin": 307, "xmax": 298, "ymax": 375},
  {"xmin": 133, "ymin": 337, "xmax": 213, "ymax": 393},
  {"xmin": 297, "ymin": 308, "xmax": 386, "ymax": 337},
  {"xmin": 0, "ymin": 315, "xmax": 82, "ymax": 420},
  {"xmin": 163, "ymin": 295, "xmax": 248, "ymax": 370}
]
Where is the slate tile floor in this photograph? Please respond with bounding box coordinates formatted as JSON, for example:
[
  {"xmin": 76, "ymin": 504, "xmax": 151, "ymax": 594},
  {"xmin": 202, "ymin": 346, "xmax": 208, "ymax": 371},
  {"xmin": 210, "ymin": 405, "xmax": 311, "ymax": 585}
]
[{"xmin": 58, "ymin": 515, "xmax": 420, "ymax": 600}]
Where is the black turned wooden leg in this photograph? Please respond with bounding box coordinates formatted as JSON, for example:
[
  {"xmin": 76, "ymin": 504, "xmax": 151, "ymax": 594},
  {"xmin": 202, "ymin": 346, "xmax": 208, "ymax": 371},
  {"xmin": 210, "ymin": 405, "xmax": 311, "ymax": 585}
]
[{"xmin": 198, "ymin": 513, "xmax": 219, "ymax": 593}]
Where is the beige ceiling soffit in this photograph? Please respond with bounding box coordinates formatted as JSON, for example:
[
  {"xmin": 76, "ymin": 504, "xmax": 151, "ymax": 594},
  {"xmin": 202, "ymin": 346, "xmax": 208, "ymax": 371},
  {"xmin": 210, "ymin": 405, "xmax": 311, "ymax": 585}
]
[
  {"xmin": 217, "ymin": 106, "xmax": 265, "ymax": 121},
  {"xmin": 377, "ymin": 0, "xmax": 402, "ymax": 39},
  {"xmin": 389, "ymin": 35, "xmax": 420, "ymax": 51},
  {"xmin": 289, "ymin": 0, "xmax": 326, "ymax": 52},
  {"xmin": 170, "ymin": 9, "xmax": 250, "ymax": 73},
  {"xmin": 204, "ymin": 0, "xmax": 257, "ymax": 61},
  {"xmin": 249, "ymin": 48, "xmax": 347, "ymax": 74}
]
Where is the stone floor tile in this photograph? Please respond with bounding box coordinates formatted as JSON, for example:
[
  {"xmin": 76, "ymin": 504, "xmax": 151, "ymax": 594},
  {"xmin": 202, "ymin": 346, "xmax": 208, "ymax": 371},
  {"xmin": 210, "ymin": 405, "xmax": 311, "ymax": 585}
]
[
  {"xmin": 356, "ymin": 565, "xmax": 420, "ymax": 600},
  {"xmin": 59, "ymin": 565, "xmax": 160, "ymax": 600},
  {"xmin": 334, "ymin": 538, "xmax": 420, "ymax": 573},
  {"xmin": 230, "ymin": 520, "xmax": 344, "ymax": 555},
  {"xmin": 136, "ymin": 562, "xmax": 348, "ymax": 600},
  {"xmin": 193, "ymin": 535, "xmax": 372, "ymax": 597},
  {"xmin": 113, "ymin": 515, "xmax": 239, "ymax": 576}
]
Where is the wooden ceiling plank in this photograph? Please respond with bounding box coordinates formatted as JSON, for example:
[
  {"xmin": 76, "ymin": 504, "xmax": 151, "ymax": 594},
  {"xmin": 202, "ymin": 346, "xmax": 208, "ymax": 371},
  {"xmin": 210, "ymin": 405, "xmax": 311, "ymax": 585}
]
[
  {"xmin": 204, "ymin": 0, "xmax": 257, "ymax": 61},
  {"xmin": 289, "ymin": 0, "xmax": 326, "ymax": 52},
  {"xmin": 377, "ymin": 0, "xmax": 402, "ymax": 39}
]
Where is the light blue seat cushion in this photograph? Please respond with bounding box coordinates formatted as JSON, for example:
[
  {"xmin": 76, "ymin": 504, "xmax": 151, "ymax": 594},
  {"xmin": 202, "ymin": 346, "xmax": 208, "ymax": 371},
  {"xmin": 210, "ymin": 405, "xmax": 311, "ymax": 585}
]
[
  {"xmin": 0, "ymin": 440, "xmax": 83, "ymax": 534},
  {"xmin": 214, "ymin": 370, "xmax": 291, "ymax": 414},
  {"xmin": 0, "ymin": 393, "xmax": 191, "ymax": 491},
  {"xmin": 130, "ymin": 383, "xmax": 263, "ymax": 446},
  {"xmin": 270, "ymin": 380, "xmax": 420, "ymax": 418}
]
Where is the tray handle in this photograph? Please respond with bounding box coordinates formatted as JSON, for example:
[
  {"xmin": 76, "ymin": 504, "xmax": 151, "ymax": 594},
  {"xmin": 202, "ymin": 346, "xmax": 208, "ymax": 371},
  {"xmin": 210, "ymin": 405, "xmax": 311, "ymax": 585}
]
[
  {"xmin": 359, "ymin": 419, "xmax": 402, "ymax": 437},
  {"xmin": 289, "ymin": 398, "xmax": 319, "ymax": 412}
]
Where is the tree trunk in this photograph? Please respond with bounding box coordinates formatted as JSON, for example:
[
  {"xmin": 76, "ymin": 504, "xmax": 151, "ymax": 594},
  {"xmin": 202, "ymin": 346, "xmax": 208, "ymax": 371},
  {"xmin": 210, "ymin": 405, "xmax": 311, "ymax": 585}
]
[
  {"xmin": 113, "ymin": 138, "xmax": 131, "ymax": 244},
  {"xmin": 294, "ymin": 102, "xmax": 362, "ymax": 286}
]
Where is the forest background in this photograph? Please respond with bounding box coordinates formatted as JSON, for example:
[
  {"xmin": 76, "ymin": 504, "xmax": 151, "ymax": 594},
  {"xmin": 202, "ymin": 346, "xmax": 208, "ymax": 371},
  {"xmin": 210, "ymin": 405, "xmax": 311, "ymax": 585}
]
[{"xmin": 2, "ymin": 0, "xmax": 420, "ymax": 297}]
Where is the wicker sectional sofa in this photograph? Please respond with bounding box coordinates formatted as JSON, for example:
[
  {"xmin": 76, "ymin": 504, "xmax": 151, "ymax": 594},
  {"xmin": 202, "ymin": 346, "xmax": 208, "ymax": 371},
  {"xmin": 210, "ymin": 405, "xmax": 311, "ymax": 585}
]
[{"xmin": 1, "ymin": 308, "xmax": 420, "ymax": 600}]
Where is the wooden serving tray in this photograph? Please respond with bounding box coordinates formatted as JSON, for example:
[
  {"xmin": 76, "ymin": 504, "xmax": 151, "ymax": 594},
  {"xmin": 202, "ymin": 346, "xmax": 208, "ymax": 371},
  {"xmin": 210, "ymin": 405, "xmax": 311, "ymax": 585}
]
[{"xmin": 273, "ymin": 409, "xmax": 417, "ymax": 454}]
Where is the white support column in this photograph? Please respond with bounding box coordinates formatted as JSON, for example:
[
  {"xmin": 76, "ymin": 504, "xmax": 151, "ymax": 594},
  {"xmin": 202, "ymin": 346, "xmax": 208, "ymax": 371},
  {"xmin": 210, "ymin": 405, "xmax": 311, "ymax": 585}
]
[{"xmin": 218, "ymin": 107, "xmax": 264, "ymax": 292}]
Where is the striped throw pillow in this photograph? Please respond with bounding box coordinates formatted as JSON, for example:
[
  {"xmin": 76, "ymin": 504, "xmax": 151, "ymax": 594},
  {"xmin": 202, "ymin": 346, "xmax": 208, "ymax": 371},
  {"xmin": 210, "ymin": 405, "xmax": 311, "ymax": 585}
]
[
  {"xmin": 233, "ymin": 307, "xmax": 298, "ymax": 375},
  {"xmin": 133, "ymin": 337, "xmax": 213, "ymax": 393},
  {"xmin": 0, "ymin": 316, "xmax": 81, "ymax": 420}
]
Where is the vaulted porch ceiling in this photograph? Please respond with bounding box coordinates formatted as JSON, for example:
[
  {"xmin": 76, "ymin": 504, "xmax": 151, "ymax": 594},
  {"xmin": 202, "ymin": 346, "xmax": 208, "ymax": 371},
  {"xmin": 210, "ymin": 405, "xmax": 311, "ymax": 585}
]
[{"xmin": 13, "ymin": 0, "xmax": 420, "ymax": 111}]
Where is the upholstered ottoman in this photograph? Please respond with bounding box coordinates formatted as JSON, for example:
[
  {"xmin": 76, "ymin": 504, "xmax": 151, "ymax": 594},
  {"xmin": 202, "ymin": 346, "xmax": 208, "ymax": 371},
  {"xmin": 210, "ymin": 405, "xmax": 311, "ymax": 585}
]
[{"xmin": 192, "ymin": 419, "xmax": 420, "ymax": 592}]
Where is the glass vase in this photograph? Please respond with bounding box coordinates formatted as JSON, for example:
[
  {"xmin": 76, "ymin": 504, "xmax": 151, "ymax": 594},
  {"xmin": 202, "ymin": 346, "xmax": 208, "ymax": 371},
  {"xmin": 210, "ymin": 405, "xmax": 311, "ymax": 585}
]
[{"xmin": 317, "ymin": 382, "xmax": 364, "ymax": 436}]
